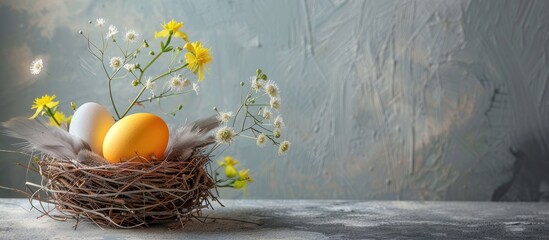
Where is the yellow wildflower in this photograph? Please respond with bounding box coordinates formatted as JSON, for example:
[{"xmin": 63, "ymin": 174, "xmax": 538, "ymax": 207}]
[
  {"xmin": 225, "ymin": 165, "xmax": 237, "ymax": 178},
  {"xmin": 30, "ymin": 94, "xmax": 59, "ymax": 119},
  {"xmin": 234, "ymin": 169, "xmax": 253, "ymax": 190},
  {"xmin": 218, "ymin": 156, "xmax": 238, "ymax": 166},
  {"xmin": 48, "ymin": 111, "xmax": 66, "ymax": 126},
  {"xmin": 184, "ymin": 41, "xmax": 212, "ymax": 81},
  {"xmin": 218, "ymin": 156, "xmax": 239, "ymax": 178},
  {"xmin": 154, "ymin": 19, "xmax": 188, "ymax": 41}
]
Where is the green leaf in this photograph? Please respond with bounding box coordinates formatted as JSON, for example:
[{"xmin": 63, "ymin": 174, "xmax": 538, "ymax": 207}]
[{"xmin": 160, "ymin": 41, "xmax": 165, "ymax": 50}]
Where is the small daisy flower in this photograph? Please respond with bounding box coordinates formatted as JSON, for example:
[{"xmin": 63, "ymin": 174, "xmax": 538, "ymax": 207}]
[
  {"xmin": 169, "ymin": 77, "xmax": 185, "ymax": 91},
  {"xmin": 109, "ymin": 57, "xmax": 123, "ymax": 70},
  {"xmin": 30, "ymin": 58, "xmax": 43, "ymax": 75},
  {"xmin": 264, "ymin": 80, "xmax": 279, "ymax": 97},
  {"xmin": 193, "ymin": 83, "xmax": 200, "ymax": 95},
  {"xmin": 125, "ymin": 29, "xmax": 139, "ymax": 42},
  {"xmin": 145, "ymin": 77, "xmax": 154, "ymax": 89},
  {"xmin": 270, "ymin": 97, "xmax": 281, "ymax": 110},
  {"xmin": 123, "ymin": 63, "xmax": 136, "ymax": 72},
  {"xmin": 274, "ymin": 115, "xmax": 284, "ymax": 128},
  {"xmin": 262, "ymin": 108, "xmax": 272, "ymax": 120},
  {"xmin": 106, "ymin": 25, "xmax": 118, "ymax": 39},
  {"xmin": 217, "ymin": 111, "xmax": 233, "ymax": 123},
  {"xmin": 215, "ymin": 126, "xmax": 236, "ymax": 144},
  {"xmin": 250, "ymin": 77, "xmax": 263, "ymax": 92},
  {"xmin": 273, "ymin": 128, "xmax": 281, "ymax": 138},
  {"xmin": 256, "ymin": 133, "xmax": 267, "ymax": 147},
  {"xmin": 96, "ymin": 18, "xmax": 106, "ymax": 27},
  {"xmin": 278, "ymin": 140, "xmax": 291, "ymax": 155}
]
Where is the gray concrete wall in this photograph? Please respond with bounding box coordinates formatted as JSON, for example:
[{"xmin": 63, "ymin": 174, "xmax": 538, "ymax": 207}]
[{"xmin": 1, "ymin": 0, "xmax": 548, "ymax": 201}]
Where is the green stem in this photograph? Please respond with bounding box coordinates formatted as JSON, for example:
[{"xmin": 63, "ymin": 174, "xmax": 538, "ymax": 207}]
[
  {"xmin": 151, "ymin": 63, "xmax": 188, "ymax": 83},
  {"xmin": 121, "ymin": 63, "xmax": 188, "ymax": 118},
  {"xmin": 108, "ymin": 79, "xmax": 120, "ymax": 119},
  {"xmin": 44, "ymin": 106, "xmax": 60, "ymax": 126},
  {"xmin": 121, "ymin": 87, "xmax": 146, "ymax": 118}
]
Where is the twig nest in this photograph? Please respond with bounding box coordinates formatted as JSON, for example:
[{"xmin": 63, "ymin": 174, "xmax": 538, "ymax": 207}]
[{"xmin": 30, "ymin": 149, "xmax": 218, "ymax": 228}]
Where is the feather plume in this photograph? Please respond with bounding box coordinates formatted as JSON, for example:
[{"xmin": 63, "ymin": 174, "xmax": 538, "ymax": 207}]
[
  {"xmin": 76, "ymin": 149, "xmax": 109, "ymax": 166},
  {"xmin": 164, "ymin": 116, "xmax": 220, "ymax": 160},
  {"xmin": 2, "ymin": 117, "xmax": 90, "ymax": 159}
]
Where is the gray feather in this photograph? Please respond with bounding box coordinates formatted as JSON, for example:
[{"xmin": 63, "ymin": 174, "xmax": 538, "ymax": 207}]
[
  {"xmin": 164, "ymin": 116, "xmax": 220, "ymax": 160},
  {"xmin": 2, "ymin": 117, "xmax": 90, "ymax": 159},
  {"xmin": 190, "ymin": 115, "xmax": 221, "ymax": 133},
  {"xmin": 76, "ymin": 150, "xmax": 108, "ymax": 166}
]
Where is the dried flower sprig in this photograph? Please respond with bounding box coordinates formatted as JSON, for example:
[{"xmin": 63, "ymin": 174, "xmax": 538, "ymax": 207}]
[{"xmin": 209, "ymin": 69, "xmax": 291, "ymax": 156}]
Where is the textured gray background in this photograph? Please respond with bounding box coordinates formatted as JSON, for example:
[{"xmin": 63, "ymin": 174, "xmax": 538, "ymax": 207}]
[{"xmin": 1, "ymin": 0, "xmax": 548, "ymax": 201}]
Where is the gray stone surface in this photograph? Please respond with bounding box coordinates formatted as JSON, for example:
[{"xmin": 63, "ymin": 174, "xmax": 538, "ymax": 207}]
[{"xmin": 1, "ymin": 199, "xmax": 549, "ymax": 239}]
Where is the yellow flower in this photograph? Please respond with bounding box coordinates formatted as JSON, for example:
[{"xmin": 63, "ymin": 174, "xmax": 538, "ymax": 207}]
[
  {"xmin": 225, "ymin": 165, "xmax": 237, "ymax": 178},
  {"xmin": 48, "ymin": 111, "xmax": 66, "ymax": 126},
  {"xmin": 154, "ymin": 19, "xmax": 188, "ymax": 42},
  {"xmin": 218, "ymin": 156, "xmax": 238, "ymax": 166},
  {"xmin": 234, "ymin": 169, "xmax": 253, "ymax": 190},
  {"xmin": 30, "ymin": 94, "xmax": 59, "ymax": 119},
  {"xmin": 184, "ymin": 41, "xmax": 212, "ymax": 81}
]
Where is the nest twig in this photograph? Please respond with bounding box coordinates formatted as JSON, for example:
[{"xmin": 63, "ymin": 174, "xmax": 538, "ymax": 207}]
[{"xmin": 25, "ymin": 149, "xmax": 219, "ymax": 229}]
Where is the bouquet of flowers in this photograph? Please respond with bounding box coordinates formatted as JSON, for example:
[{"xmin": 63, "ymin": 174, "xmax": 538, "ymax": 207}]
[{"xmin": 2, "ymin": 18, "xmax": 290, "ymax": 228}]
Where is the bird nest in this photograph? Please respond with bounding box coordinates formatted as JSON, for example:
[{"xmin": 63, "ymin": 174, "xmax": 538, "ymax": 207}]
[
  {"xmin": 26, "ymin": 149, "xmax": 219, "ymax": 229},
  {"xmin": 2, "ymin": 116, "xmax": 225, "ymax": 228}
]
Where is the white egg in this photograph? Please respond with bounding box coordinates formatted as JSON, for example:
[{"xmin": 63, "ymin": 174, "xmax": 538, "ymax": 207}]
[{"xmin": 69, "ymin": 102, "xmax": 115, "ymax": 156}]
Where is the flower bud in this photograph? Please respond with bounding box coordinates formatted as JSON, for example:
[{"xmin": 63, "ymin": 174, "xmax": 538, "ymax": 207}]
[
  {"xmin": 70, "ymin": 102, "xmax": 77, "ymax": 111},
  {"xmin": 240, "ymin": 81, "xmax": 245, "ymax": 86},
  {"xmin": 213, "ymin": 107, "xmax": 218, "ymax": 112},
  {"xmin": 142, "ymin": 40, "xmax": 149, "ymax": 48},
  {"xmin": 78, "ymin": 30, "xmax": 83, "ymax": 35},
  {"xmin": 178, "ymin": 104, "xmax": 183, "ymax": 110},
  {"xmin": 274, "ymin": 128, "xmax": 281, "ymax": 138},
  {"xmin": 131, "ymin": 79, "xmax": 139, "ymax": 86},
  {"xmin": 88, "ymin": 20, "xmax": 92, "ymax": 24},
  {"xmin": 149, "ymin": 51, "xmax": 155, "ymax": 56},
  {"xmin": 256, "ymin": 69, "xmax": 262, "ymax": 75},
  {"xmin": 260, "ymin": 74, "xmax": 268, "ymax": 80}
]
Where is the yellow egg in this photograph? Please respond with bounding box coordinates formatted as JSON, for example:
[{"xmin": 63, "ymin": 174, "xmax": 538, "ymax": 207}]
[{"xmin": 102, "ymin": 113, "xmax": 169, "ymax": 163}]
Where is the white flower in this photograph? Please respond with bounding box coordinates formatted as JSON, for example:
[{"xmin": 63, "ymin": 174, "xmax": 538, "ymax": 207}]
[
  {"xmin": 250, "ymin": 77, "xmax": 263, "ymax": 92},
  {"xmin": 192, "ymin": 83, "xmax": 200, "ymax": 95},
  {"xmin": 278, "ymin": 140, "xmax": 291, "ymax": 155},
  {"xmin": 109, "ymin": 57, "xmax": 123, "ymax": 70},
  {"xmin": 264, "ymin": 80, "xmax": 279, "ymax": 97},
  {"xmin": 106, "ymin": 25, "xmax": 118, "ymax": 39},
  {"xmin": 217, "ymin": 111, "xmax": 233, "ymax": 123},
  {"xmin": 30, "ymin": 58, "xmax": 43, "ymax": 75},
  {"xmin": 169, "ymin": 77, "xmax": 185, "ymax": 91},
  {"xmin": 145, "ymin": 78, "xmax": 155, "ymax": 91},
  {"xmin": 96, "ymin": 18, "xmax": 106, "ymax": 27},
  {"xmin": 262, "ymin": 108, "xmax": 272, "ymax": 120},
  {"xmin": 274, "ymin": 115, "xmax": 284, "ymax": 128},
  {"xmin": 125, "ymin": 29, "xmax": 139, "ymax": 42},
  {"xmin": 256, "ymin": 134, "xmax": 267, "ymax": 147},
  {"xmin": 215, "ymin": 126, "xmax": 236, "ymax": 144},
  {"xmin": 270, "ymin": 97, "xmax": 281, "ymax": 110},
  {"xmin": 123, "ymin": 63, "xmax": 136, "ymax": 71},
  {"xmin": 273, "ymin": 128, "xmax": 281, "ymax": 138}
]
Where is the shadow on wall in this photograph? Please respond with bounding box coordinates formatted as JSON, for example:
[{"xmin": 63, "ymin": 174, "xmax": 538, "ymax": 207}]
[{"xmin": 492, "ymin": 131, "xmax": 549, "ymax": 201}]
